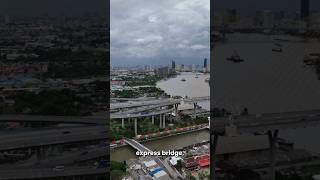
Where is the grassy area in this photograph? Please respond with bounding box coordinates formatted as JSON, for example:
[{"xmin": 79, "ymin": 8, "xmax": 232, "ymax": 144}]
[
  {"xmin": 113, "ymin": 87, "xmax": 167, "ymax": 98},
  {"xmin": 122, "ymin": 75, "xmax": 162, "ymax": 86}
]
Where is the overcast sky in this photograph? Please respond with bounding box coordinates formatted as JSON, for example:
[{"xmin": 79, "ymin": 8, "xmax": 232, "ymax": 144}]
[{"xmin": 110, "ymin": 0, "xmax": 210, "ymax": 66}]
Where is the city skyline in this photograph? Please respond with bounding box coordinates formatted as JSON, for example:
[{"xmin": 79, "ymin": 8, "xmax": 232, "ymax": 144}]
[
  {"xmin": 110, "ymin": 0, "xmax": 210, "ymax": 66},
  {"xmin": 214, "ymin": 0, "xmax": 320, "ymax": 15}
]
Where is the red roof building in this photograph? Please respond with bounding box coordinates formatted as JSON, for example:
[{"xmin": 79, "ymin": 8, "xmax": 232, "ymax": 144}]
[{"xmin": 196, "ymin": 154, "xmax": 210, "ymax": 167}]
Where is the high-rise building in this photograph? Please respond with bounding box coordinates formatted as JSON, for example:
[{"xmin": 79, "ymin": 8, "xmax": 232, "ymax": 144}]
[
  {"xmin": 203, "ymin": 58, "xmax": 208, "ymax": 73},
  {"xmin": 204, "ymin": 58, "xmax": 207, "ymax": 69},
  {"xmin": 301, "ymin": 0, "xmax": 310, "ymax": 20},
  {"xmin": 172, "ymin": 60, "xmax": 176, "ymax": 70},
  {"xmin": 154, "ymin": 66, "xmax": 169, "ymax": 78}
]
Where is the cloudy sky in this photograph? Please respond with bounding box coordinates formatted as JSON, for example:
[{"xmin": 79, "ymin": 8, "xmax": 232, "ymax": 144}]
[{"xmin": 110, "ymin": 0, "xmax": 210, "ymax": 66}]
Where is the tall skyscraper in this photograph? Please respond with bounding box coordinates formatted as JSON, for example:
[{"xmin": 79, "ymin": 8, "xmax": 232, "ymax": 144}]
[
  {"xmin": 301, "ymin": 0, "xmax": 310, "ymax": 20},
  {"xmin": 203, "ymin": 58, "xmax": 208, "ymax": 73},
  {"xmin": 171, "ymin": 60, "xmax": 176, "ymax": 70},
  {"xmin": 204, "ymin": 58, "xmax": 207, "ymax": 69}
]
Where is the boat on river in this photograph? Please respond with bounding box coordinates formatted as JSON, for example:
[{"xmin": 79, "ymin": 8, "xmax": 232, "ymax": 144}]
[{"xmin": 226, "ymin": 51, "xmax": 244, "ymax": 63}]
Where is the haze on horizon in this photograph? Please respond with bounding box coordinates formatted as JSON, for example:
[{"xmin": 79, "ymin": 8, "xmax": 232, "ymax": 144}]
[{"xmin": 110, "ymin": 0, "xmax": 210, "ymax": 66}]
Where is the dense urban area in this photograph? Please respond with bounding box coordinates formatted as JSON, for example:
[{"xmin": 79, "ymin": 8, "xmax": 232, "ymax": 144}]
[
  {"xmin": 0, "ymin": 14, "xmax": 109, "ymax": 179},
  {"xmin": 110, "ymin": 0, "xmax": 320, "ymax": 180},
  {"xmin": 110, "ymin": 61, "xmax": 211, "ymax": 180},
  {"xmin": 1, "ymin": 0, "xmax": 320, "ymax": 180}
]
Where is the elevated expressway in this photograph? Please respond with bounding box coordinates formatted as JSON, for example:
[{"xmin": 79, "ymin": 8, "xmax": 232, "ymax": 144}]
[
  {"xmin": 0, "ymin": 115, "xmax": 108, "ymax": 179},
  {"xmin": 210, "ymin": 109, "xmax": 320, "ymax": 180},
  {"xmin": 0, "ymin": 115, "xmax": 106, "ymax": 125},
  {"xmin": 0, "ymin": 126, "xmax": 107, "ymax": 151},
  {"xmin": 212, "ymin": 109, "xmax": 320, "ymax": 133},
  {"xmin": 110, "ymin": 96, "xmax": 209, "ymax": 110},
  {"xmin": 110, "ymin": 97, "xmax": 210, "ymax": 136},
  {"xmin": 0, "ymin": 166, "xmax": 108, "ymax": 180}
]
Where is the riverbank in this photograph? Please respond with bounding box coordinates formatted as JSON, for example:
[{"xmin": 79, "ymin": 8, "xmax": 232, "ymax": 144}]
[{"xmin": 111, "ymin": 129, "xmax": 209, "ymax": 162}]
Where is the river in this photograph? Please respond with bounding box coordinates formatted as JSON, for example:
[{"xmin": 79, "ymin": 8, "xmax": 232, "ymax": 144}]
[
  {"xmin": 111, "ymin": 130, "xmax": 209, "ymax": 162},
  {"xmin": 111, "ymin": 72, "xmax": 210, "ymax": 162},
  {"xmin": 213, "ymin": 33, "xmax": 320, "ymax": 152},
  {"xmin": 111, "ymin": 34, "xmax": 320, "ymax": 161},
  {"xmin": 156, "ymin": 72, "xmax": 210, "ymax": 110}
]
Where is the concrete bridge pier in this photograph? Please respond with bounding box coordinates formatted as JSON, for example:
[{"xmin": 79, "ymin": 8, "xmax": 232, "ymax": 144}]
[
  {"xmin": 159, "ymin": 114, "xmax": 162, "ymax": 128},
  {"xmin": 268, "ymin": 130, "xmax": 278, "ymax": 180},
  {"xmin": 121, "ymin": 118, "xmax": 125, "ymax": 128},
  {"xmin": 193, "ymin": 102, "xmax": 198, "ymax": 118},
  {"xmin": 163, "ymin": 114, "xmax": 166, "ymax": 128},
  {"xmin": 174, "ymin": 104, "xmax": 179, "ymax": 116},
  {"xmin": 134, "ymin": 118, "xmax": 138, "ymax": 136},
  {"xmin": 152, "ymin": 116, "xmax": 154, "ymax": 125}
]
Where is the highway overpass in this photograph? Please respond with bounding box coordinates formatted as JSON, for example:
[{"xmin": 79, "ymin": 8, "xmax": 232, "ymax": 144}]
[
  {"xmin": 0, "ymin": 166, "xmax": 108, "ymax": 180},
  {"xmin": 111, "ymin": 108, "xmax": 173, "ymax": 119},
  {"xmin": 211, "ymin": 109, "xmax": 320, "ymax": 180},
  {"xmin": 2, "ymin": 147, "xmax": 108, "ymax": 169},
  {"xmin": 212, "ymin": 109, "xmax": 320, "ymax": 133},
  {"xmin": 0, "ymin": 115, "xmax": 106, "ymax": 125},
  {"xmin": 110, "ymin": 96, "xmax": 209, "ymax": 110},
  {"xmin": 0, "ymin": 126, "xmax": 107, "ymax": 151}
]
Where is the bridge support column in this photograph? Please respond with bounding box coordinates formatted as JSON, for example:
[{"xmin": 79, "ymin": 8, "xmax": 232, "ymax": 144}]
[
  {"xmin": 174, "ymin": 104, "xmax": 178, "ymax": 116},
  {"xmin": 163, "ymin": 114, "xmax": 166, "ymax": 128},
  {"xmin": 159, "ymin": 114, "xmax": 162, "ymax": 128},
  {"xmin": 134, "ymin": 118, "xmax": 138, "ymax": 136},
  {"xmin": 152, "ymin": 116, "xmax": 154, "ymax": 125},
  {"xmin": 211, "ymin": 134, "xmax": 219, "ymax": 180},
  {"xmin": 268, "ymin": 130, "xmax": 279, "ymax": 180},
  {"xmin": 121, "ymin": 118, "xmax": 125, "ymax": 128},
  {"xmin": 193, "ymin": 103, "xmax": 197, "ymax": 118}
]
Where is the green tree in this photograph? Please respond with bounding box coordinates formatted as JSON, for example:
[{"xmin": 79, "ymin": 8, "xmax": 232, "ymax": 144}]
[{"xmin": 175, "ymin": 159, "xmax": 183, "ymax": 172}]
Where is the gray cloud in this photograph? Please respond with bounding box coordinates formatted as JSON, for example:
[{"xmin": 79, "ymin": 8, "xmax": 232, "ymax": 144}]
[{"xmin": 111, "ymin": 0, "xmax": 210, "ymax": 66}]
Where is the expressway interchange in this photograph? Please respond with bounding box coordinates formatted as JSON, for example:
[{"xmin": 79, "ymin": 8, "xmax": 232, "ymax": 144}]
[{"xmin": 0, "ymin": 114, "xmax": 108, "ymax": 179}]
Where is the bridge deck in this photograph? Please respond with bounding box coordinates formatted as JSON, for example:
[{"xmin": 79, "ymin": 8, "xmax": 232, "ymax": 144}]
[
  {"xmin": 111, "ymin": 108, "xmax": 173, "ymax": 119},
  {"xmin": 125, "ymin": 138, "xmax": 151, "ymax": 152},
  {"xmin": 0, "ymin": 166, "xmax": 108, "ymax": 179},
  {"xmin": 0, "ymin": 115, "xmax": 106, "ymax": 125},
  {"xmin": 212, "ymin": 110, "xmax": 320, "ymax": 133},
  {"xmin": 0, "ymin": 126, "xmax": 107, "ymax": 151}
]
